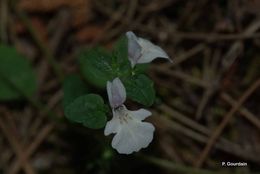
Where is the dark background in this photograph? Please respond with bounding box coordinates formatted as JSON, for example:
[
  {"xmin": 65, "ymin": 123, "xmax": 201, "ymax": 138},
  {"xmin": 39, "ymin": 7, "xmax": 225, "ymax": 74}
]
[{"xmin": 0, "ymin": 0, "xmax": 260, "ymax": 173}]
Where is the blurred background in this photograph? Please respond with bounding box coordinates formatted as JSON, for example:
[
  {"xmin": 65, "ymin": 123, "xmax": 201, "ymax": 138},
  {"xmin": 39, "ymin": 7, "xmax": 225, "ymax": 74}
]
[{"xmin": 0, "ymin": 0, "xmax": 260, "ymax": 173}]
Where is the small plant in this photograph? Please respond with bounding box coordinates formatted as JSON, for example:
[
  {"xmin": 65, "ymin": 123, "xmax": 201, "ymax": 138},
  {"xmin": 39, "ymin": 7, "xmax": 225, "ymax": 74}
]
[{"xmin": 63, "ymin": 31, "xmax": 171, "ymax": 154}]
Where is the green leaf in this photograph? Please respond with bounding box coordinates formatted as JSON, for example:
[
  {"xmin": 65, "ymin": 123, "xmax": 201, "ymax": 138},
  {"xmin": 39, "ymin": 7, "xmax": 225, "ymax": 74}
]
[
  {"xmin": 113, "ymin": 35, "xmax": 132, "ymax": 76},
  {"xmin": 79, "ymin": 48, "xmax": 114, "ymax": 88},
  {"xmin": 113, "ymin": 35, "xmax": 128, "ymax": 61},
  {"xmin": 123, "ymin": 74, "xmax": 155, "ymax": 106},
  {"xmin": 78, "ymin": 44, "xmax": 132, "ymax": 88},
  {"xmin": 63, "ymin": 74, "xmax": 89, "ymax": 108},
  {"xmin": 0, "ymin": 44, "xmax": 37, "ymax": 100},
  {"xmin": 134, "ymin": 63, "xmax": 149, "ymax": 74},
  {"xmin": 64, "ymin": 94, "xmax": 107, "ymax": 129}
]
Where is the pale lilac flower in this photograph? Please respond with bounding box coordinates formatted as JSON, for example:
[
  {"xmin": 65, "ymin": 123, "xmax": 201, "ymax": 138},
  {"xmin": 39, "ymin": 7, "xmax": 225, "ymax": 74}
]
[
  {"xmin": 106, "ymin": 77, "xmax": 126, "ymax": 108},
  {"xmin": 105, "ymin": 78, "xmax": 155, "ymax": 154},
  {"xmin": 126, "ymin": 31, "xmax": 171, "ymax": 67}
]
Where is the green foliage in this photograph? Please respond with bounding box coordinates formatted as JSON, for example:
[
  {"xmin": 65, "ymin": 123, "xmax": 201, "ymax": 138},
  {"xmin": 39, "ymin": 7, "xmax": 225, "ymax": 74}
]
[
  {"xmin": 63, "ymin": 74, "xmax": 89, "ymax": 108},
  {"xmin": 64, "ymin": 94, "xmax": 107, "ymax": 129},
  {"xmin": 78, "ymin": 43, "xmax": 132, "ymax": 89},
  {"xmin": 113, "ymin": 35, "xmax": 128, "ymax": 62},
  {"xmin": 78, "ymin": 36, "xmax": 155, "ymax": 107},
  {"xmin": 123, "ymin": 74, "xmax": 155, "ymax": 106},
  {"xmin": 112, "ymin": 36, "xmax": 132, "ymax": 77},
  {"xmin": 0, "ymin": 44, "xmax": 37, "ymax": 100},
  {"xmin": 66, "ymin": 35, "xmax": 157, "ymax": 129},
  {"xmin": 79, "ymin": 48, "xmax": 114, "ymax": 88},
  {"xmin": 134, "ymin": 63, "xmax": 149, "ymax": 74}
]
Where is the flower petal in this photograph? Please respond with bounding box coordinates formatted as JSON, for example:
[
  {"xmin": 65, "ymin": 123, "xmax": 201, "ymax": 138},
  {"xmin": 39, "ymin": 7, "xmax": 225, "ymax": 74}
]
[
  {"xmin": 107, "ymin": 77, "xmax": 126, "ymax": 108},
  {"xmin": 129, "ymin": 109, "xmax": 152, "ymax": 121},
  {"xmin": 104, "ymin": 110, "xmax": 121, "ymax": 136},
  {"xmin": 126, "ymin": 31, "xmax": 142, "ymax": 67},
  {"xmin": 106, "ymin": 81, "xmax": 113, "ymax": 107},
  {"xmin": 111, "ymin": 118, "xmax": 155, "ymax": 154},
  {"xmin": 137, "ymin": 38, "xmax": 170, "ymax": 64}
]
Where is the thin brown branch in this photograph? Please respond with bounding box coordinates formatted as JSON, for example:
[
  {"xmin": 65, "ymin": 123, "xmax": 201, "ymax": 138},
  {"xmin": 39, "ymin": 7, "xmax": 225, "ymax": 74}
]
[
  {"xmin": 8, "ymin": 123, "xmax": 54, "ymax": 174},
  {"xmin": 152, "ymin": 66, "xmax": 208, "ymax": 88},
  {"xmin": 172, "ymin": 32, "xmax": 260, "ymax": 41},
  {"xmin": 157, "ymin": 104, "xmax": 260, "ymax": 162},
  {"xmin": 165, "ymin": 44, "xmax": 206, "ymax": 68},
  {"xmin": 221, "ymin": 93, "xmax": 260, "ymax": 130},
  {"xmin": 153, "ymin": 112, "xmax": 260, "ymax": 163},
  {"xmin": 0, "ymin": 116, "xmax": 36, "ymax": 174},
  {"xmin": 194, "ymin": 79, "xmax": 260, "ymax": 167}
]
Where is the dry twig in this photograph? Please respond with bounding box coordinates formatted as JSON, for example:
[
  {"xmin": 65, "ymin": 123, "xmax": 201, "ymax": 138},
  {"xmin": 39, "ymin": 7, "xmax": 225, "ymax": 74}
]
[{"xmin": 194, "ymin": 79, "xmax": 260, "ymax": 167}]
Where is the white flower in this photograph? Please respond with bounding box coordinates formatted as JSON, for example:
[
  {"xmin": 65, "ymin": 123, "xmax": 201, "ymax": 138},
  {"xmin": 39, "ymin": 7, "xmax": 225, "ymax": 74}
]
[
  {"xmin": 106, "ymin": 77, "xmax": 126, "ymax": 108},
  {"xmin": 105, "ymin": 105, "xmax": 155, "ymax": 154},
  {"xmin": 126, "ymin": 31, "xmax": 171, "ymax": 67},
  {"xmin": 105, "ymin": 78, "xmax": 155, "ymax": 154}
]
